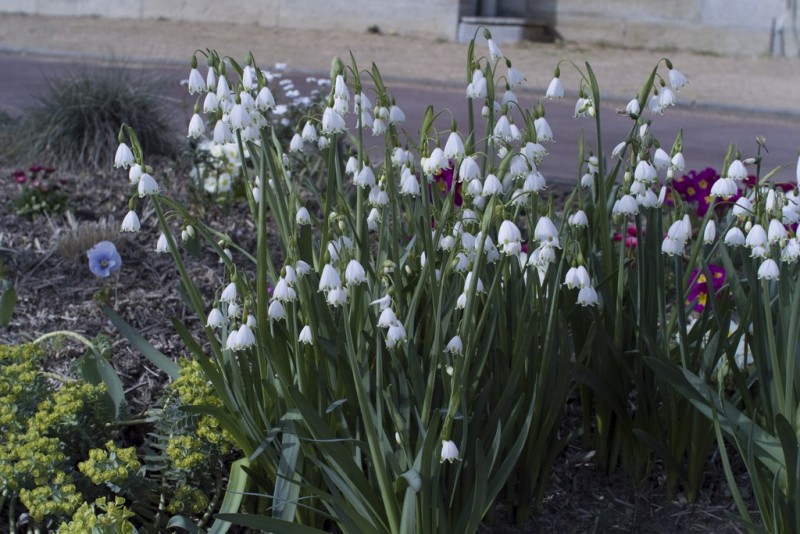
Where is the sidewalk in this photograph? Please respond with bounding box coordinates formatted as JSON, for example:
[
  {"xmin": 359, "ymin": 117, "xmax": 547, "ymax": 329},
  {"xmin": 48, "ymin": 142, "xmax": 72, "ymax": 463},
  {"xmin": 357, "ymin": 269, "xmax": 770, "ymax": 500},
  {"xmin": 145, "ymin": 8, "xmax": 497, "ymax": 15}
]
[{"xmin": 2, "ymin": 14, "xmax": 800, "ymax": 118}]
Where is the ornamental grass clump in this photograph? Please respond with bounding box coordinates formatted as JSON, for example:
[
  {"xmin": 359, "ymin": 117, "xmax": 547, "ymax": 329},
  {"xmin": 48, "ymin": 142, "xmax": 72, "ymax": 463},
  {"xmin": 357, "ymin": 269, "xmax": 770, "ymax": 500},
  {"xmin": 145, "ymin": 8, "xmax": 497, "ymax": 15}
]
[{"xmin": 8, "ymin": 67, "xmax": 177, "ymax": 172}]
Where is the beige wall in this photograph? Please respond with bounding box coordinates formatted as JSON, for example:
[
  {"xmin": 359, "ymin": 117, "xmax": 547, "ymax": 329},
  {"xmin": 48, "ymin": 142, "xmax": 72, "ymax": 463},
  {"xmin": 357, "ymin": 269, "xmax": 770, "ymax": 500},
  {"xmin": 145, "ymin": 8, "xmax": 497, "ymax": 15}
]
[
  {"xmin": 0, "ymin": 0, "xmax": 462, "ymax": 40},
  {"xmin": 2, "ymin": 0, "xmax": 797, "ymax": 55}
]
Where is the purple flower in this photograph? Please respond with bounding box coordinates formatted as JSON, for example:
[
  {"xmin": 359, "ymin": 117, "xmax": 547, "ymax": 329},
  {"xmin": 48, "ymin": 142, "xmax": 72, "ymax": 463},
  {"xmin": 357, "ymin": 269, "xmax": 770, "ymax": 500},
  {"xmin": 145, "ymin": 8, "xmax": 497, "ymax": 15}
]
[
  {"xmin": 686, "ymin": 264, "xmax": 726, "ymax": 312},
  {"xmin": 87, "ymin": 241, "xmax": 122, "ymax": 278}
]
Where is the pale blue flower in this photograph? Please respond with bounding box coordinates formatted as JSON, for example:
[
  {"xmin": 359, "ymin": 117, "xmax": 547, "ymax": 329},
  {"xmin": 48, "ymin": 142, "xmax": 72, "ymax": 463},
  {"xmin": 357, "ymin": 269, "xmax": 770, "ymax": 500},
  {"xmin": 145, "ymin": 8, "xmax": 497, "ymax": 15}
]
[{"xmin": 87, "ymin": 241, "xmax": 122, "ymax": 278}]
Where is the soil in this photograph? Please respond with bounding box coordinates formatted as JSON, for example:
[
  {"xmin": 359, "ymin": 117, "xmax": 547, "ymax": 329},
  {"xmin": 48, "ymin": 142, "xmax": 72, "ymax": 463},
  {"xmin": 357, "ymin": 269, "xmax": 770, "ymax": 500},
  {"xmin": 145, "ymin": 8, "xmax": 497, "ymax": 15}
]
[{"xmin": 0, "ymin": 157, "xmax": 756, "ymax": 532}]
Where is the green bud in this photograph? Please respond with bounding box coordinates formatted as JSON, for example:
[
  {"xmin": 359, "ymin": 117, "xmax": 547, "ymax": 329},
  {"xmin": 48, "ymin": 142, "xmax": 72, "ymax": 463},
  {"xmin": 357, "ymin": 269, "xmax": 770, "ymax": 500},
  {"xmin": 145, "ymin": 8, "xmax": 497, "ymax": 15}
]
[
  {"xmin": 665, "ymin": 58, "xmax": 673, "ymax": 70},
  {"xmin": 245, "ymin": 51, "xmax": 254, "ymax": 66},
  {"xmin": 554, "ymin": 66, "xmax": 560, "ymax": 78},
  {"xmin": 330, "ymin": 56, "xmax": 345, "ymax": 81},
  {"xmin": 191, "ymin": 55, "xmax": 198, "ymax": 69},
  {"xmin": 483, "ymin": 28, "xmax": 492, "ymax": 40}
]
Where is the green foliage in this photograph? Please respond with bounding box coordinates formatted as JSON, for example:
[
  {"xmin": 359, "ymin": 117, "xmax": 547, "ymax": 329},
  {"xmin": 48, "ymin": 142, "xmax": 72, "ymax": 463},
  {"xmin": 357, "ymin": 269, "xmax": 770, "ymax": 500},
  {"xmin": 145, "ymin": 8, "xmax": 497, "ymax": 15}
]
[
  {"xmin": 8, "ymin": 67, "xmax": 177, "ymax": 172},
  {"xmin": 12, "ymin": 165, "xmax": 71, "ymax": 217}
]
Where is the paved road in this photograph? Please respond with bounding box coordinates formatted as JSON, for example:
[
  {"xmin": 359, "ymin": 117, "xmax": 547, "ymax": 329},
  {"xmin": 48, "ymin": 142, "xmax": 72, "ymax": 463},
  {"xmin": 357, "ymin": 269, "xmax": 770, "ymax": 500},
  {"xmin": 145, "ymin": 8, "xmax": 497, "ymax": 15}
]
[{"xmin": 3, "ymin": 53, "xmax": 798, "ymax": 184}]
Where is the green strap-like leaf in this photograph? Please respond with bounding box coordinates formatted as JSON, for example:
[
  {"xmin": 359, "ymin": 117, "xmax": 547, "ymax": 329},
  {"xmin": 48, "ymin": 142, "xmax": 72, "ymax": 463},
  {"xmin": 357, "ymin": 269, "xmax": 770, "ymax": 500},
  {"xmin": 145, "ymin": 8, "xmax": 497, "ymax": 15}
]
[
  {"xmin": 103, "ymin": 305, "xmax": 180, "ymax": 379},
  {"xmin": 208, "ymin": 457, "xmax": 250, "ymax": 534}
]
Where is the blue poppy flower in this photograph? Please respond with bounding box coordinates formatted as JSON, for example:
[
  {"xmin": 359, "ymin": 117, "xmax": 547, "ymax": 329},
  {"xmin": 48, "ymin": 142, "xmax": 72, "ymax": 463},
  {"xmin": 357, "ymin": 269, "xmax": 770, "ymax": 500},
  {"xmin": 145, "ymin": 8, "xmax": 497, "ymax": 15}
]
[{"xmin": 87, "ymin": 241, "xmax": 122, "ymax": 278}]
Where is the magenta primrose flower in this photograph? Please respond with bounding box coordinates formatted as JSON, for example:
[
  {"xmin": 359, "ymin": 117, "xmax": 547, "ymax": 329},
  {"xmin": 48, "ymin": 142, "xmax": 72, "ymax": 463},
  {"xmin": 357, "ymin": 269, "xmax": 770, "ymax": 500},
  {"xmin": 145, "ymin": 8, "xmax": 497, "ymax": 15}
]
[{"xmin": 686, "ymin": 264, "xmax": 726, "ymax": 312}]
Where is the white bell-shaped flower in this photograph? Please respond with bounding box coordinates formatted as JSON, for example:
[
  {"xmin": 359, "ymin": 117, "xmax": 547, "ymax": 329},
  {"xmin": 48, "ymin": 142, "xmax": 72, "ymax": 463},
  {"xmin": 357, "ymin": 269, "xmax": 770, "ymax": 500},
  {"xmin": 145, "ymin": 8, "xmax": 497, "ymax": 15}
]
[{"xmin": 121, "ymin": 210, "xmax": 140, "ymax": 233}]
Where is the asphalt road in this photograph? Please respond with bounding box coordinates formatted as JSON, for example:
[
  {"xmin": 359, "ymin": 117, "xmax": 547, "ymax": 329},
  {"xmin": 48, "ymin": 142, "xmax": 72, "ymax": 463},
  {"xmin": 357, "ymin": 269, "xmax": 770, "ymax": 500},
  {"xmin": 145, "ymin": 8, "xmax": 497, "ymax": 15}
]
[{"xmin": 3, "ymin": 52, "xmax": 798, "ymax": 184}]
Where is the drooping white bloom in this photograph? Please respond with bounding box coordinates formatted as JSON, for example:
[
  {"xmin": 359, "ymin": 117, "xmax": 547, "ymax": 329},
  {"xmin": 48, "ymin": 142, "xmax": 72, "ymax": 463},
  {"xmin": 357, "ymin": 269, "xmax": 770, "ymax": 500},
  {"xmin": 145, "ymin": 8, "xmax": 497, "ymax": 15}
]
[
  {"xmin": 502, "ymin": 89, "xmax": 518, "ymax": 106},
  {"xmin": 188, "ymin": 68, "xmax": 206, "ymax": 94},
  {"xmin": 497, "ymin": 220, "xmax": 522, "ymax": 256},
  {"xmin": 782, "ymin": 238, "xmax": 800, "ymax": 263},
  {"xmin": 612, "ymin": 195, "xmax": 639, "ymax": 216},
  {"xmin": 378, "ymin": 307, "xmax": 397, "ymax": 329},
  {"xmin": 704, "ymin": 220, "xmax": 716, "ymax": 244},
  {"xmin": 301, "ymin": 121, "xmax": 318, "ymax": 142},
  {"xmin": 522, "ymin": 171, "xmax": 547, "ymax": 193},
  {"xmin": 766, "ymin": 190, "xmax": 778, "ymax": 214},
  {"xmin": 368, "ymin": 188, "xmax": 388, "ymax": 210},
  {"xmin": 441, "ymin": 440, "xmax": 459, "ymax": 463},
  {"xmin": 768, "ymin": 218, "xmax": 786, "ymax": 245},
  {"xmin": 326, "ymin": 287, "xmax": 348, "ymax": 307},
  {"xmin": 659, "ymin": 88, "xmax": 677, "ymax": 110},
  {"xmin": 533, "ymin": 216, "xmax": 559, "ymax": 246},
  {"xmin": 626, "ymin": 98, "xmax": 640, "ymax": 116},
  {"xmin": 534, "ymin": 117, "xmax": 554, "ymax": 142},
  {"xmin": 345, "ymin": 260, "xmax": 367, "ymax": 286},
  {"xmin": 493, "ymin": 115, "xmax": 512, "ymax": 142},
  {"xmin": 322, "ymin": 107, "xmax": 346, "ymax": 133},
  {"xmin": 487, "ymin": 39, "xmax": 503, "ymax": 61},
  {"xmin": 296, "ymin": 207, "xmax": 311, "ymax": 225},
  {"xmin": 482, "ymin": 174, "xmax": 503, "ymax": 196},
  {"xmin": 388, "ymin": 105, "xmax": 406, "ymax": 124},
  {"xmin": 227, "ymin": 301, "xmax": 240, "ymax": 318},
  {"xmin": 653, "ymin": 148, "xmax": 671, "ymax": 170},
  {"xmin": 507, "ymin": 65, "xmax": 526, "ymax": 87},
  {"xmin": 186, "ymin": 113, "xmax": 206, "ymax": 139},
  {"xmin": 611, "ymin": 141, "xmax": 627, "ymax": 159},
  {"xmin": 443, "ymin": 131, "xmax": 465, "ymax": 160},
  {"xmin": 444, "ymin": 335, "xmax": 463, "ymax": 355},
  {"xmin": 464, "ymin": 272, "xmax": 485, "ymax": 294},
  {"xmin": 255, "ymin": 86, "xmax": 275, "ymax": 110},
  {"xmin": 400, "ymin": 167, "xmax": 420, "ymax": 196},
  {"xmin": 126, "ymin": 164, "xmax": 143, "ymax": 186},
  {"xmin": 507, "ymin": 155, "xmax": 527, "ymax": 179},
  {"xmin": 796, "ymin": 153, "xmax": 800, "ymax": 186},
  {"xmin": 727, "ymin": 159, "xmax": 748, "ymax": 181},
  {"xmin": 638, "ymin": 190, "xmax": 659, "ymax": 208},
  {"xmin": 229, "ymin": 104, "xmax": 251, "ymax": 131},
  {"xmin": 235, "ymin": 323, "xmax": 256, "ymax": 350},
  {"xmin": 289, "ymin": 133, "xmax": 304, "ymax": 152},
  {"xmin": 569, "ymin": 210, "xmax": 589, "ymax": 228},
  {"xmin": 545, "ymin": 77, "xmax": 564, "ymax": 99},
  {"xmin": 437, "ymin": 234, "xmax": 455, "ymax": 252},
  {"xmin": 372, "ymin": 118, "xmax": 387, "ymax": 136},
  {"xmin": 564, "ymin": 265, "xmax": 591, "ymax": 289},
  {"xmin": 271, "ymin": 278, "xmax": 296, "ymax": 303},
  {"xmin": 386, "ymin": 321, "xmax": 407, "ymax": 348},
  {"xmin": 354, "ymin": 165, "xmax": 376, "ymax": 188},
  {"xmin": 213, "ymin": 120, "xmax": 233, "ymax": 144},
  {"xmin": 634, "ymin": 160, "xmax": 658, "ymax": 183},
  {"xmin": 318, "ymin": 264, "xmax": 342, "ymax": 292},
  {"xmin": 466, "ymin": 69, "xmax": 487, "ymax": 99},
  {"xmin": 114, "ymin": 142, "xmax": 134, "ymax": 168},
  {"xmin": 298, "ymin": 325, "xmax": 313, "ymax": 345},
  {"xmin": 745, "ymin": 224, "xmax": 767, "ymax": 249},
  {"xmin": 668, "ymin": 68, "xmax": 689, "ymax": 91},
  {"xmin": 671, "ymin": 152, "xmax": 685, "ymax": 171},
  {"xmin": 710, "ymin": 177, "xmax": 738, "ymax": 199},
  {"xmin": 206, "ymin": 307, "xmax": 225, "ymax": 328},
  {"xmin": 119, "ymin": 210, "xmax": 140, "ymax": 233},
  {"xmin": 345, "ymin": 156, "xmax": 359, "ymax": 175},
  {"xmin": 153, "ymin": 232, "xmax": 169, "ymax": 253},
  {"xmin": 137, "ymin": 173, "xmax": 159, "ymax": 197},
  {"xmin": 577, "ymin": 286, "xmax": 599, "ymax": 307},
  {"xmin": 758, "ymin": 259, "xmax": 780, "ymax": 280},
  {"xmin": 268, "ymin": 300, "xmax": 286, "ymax": 321},
  {"xmin": 724, "ymin": 227, "xmax": 746, "ymax": 247},
  {"xmin": 422, "ymin": 147, "xmax": 446, "ymax": 175},
  {"xmin": 221, "ymin": 282, "xmax": 237, "ymax": 303},
  {"xmin": 295, "ymin": 260, "xmax": 312, "ymax": 277},
  {"xmin": 458, "ymin": 156, "xmax": 481, "ymax": 182},
  {"xmin": 317, "ymin": 136, "xmax": 330, "ymax": 149},
  {"xmin": 661, "ymin": 237, "xmax": 684, "ymax": 256}
]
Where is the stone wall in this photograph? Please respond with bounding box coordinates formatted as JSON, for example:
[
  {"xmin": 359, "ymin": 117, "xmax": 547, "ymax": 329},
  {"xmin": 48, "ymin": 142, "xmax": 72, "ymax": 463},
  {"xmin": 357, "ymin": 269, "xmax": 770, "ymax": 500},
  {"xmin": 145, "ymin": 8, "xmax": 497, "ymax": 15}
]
[
  {"xmin": 0, "ymin": 0, "xmax": 462, "ymax": 41},
  {"xmin": 3, "ymin": 0, "xmax": 798, "ymax": 56}
]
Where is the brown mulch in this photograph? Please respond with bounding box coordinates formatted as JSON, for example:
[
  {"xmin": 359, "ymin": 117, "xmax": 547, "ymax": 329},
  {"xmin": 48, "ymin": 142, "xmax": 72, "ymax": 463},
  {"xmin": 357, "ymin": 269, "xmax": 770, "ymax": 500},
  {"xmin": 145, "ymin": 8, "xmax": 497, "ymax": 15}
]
[{"xmin": 0, "ymin": 163, "xmax": 756, "ymax": 532}]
